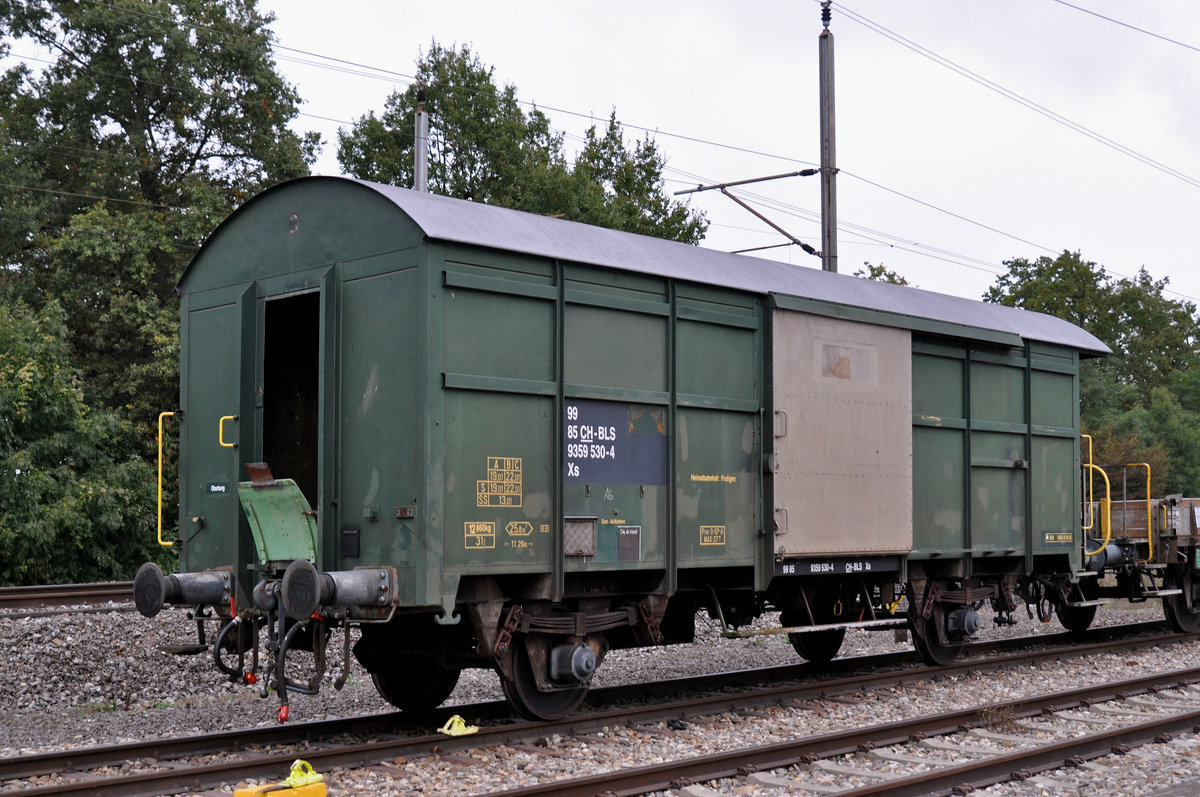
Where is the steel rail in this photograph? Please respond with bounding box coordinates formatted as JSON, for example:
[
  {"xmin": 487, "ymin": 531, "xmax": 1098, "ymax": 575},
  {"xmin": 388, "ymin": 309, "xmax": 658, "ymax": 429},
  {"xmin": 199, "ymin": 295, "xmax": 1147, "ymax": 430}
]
[
  {"xmin": 0, "ymin": 582, "xmax": 133, "ymax": 611},
  {"xmin": 482, "ymin": 667, "xmax": 1200, "ymax": 797},
  {"xmin": 4, "ymin": 621, "xmax": 1165, "ymax": 782},
  {"xmin": 837, "ymin": 710, "xmax": 1200, "ymax": 796},
  {"xmin": 2, "ymin": 625, "xmax": 1191, "ymax": 796},
  {"xmin": 0, "ymin": 620, "xmax": 1174, "ymax": 782}
]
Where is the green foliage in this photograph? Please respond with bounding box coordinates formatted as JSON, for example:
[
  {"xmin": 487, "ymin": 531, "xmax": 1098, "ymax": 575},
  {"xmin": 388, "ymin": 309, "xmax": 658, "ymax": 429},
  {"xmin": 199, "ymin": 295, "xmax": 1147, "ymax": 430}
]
[
  {"xmin": 854, "ymin": 262, "xmax": 910, "ymax": 285},
  {"xmin": 337, "ymin": 42, "xmax": 557, "ymax": 200},
  {"xmin": 0, "ymin": 0, "xmax": 315, "ymax": 582},
  {"xmin": 985, "ymin": 251, "xmax": 1198, "ymax": 404},
  {"xmin": 0, "ymin": 0, "xmax": 317, "ymax": 419},
  {"xmin": 983, "ymin": 251, "xmax": 1110, "ymax": 332},
  {"xmin": 570, "ymin": 114, "xmax": 707, "ymax": 243},
  {"xmin": 337, "ymin": 42, "xmax": 706, "ymax": 244},
  {"xmin": 985, "ymin": 250, "xmax": 1200, "ymax": 495},
  {"xmin": 0, "ymin": 303, "xmax": 162, "ymax": 585}
]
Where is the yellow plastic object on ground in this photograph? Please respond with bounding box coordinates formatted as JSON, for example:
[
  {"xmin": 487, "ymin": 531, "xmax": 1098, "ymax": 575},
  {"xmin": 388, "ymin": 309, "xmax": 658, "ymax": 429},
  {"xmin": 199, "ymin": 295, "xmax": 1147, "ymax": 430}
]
[
  {"xmin": 439, "ymin": 714, "xmax": 480, "ymax": 736},
  {"xmin": 234, "ymin": 759, "xmax": 326, "ymax": 796}
]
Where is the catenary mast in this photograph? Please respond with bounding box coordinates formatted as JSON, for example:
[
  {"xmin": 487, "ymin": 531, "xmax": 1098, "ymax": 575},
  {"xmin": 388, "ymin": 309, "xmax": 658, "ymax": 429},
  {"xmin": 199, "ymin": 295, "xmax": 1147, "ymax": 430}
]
[{"xmin": 819, "ymin": 1, "xmax": 838, "ymax": 272}]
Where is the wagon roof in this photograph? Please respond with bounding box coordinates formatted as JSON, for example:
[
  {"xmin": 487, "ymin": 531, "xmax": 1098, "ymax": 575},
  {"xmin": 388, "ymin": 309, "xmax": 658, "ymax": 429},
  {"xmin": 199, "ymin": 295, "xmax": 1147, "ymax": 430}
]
[
  {"xmin": 185, "ymin": 176, "xmax": 1107, "ymax": 355},
  {"xmin": 352, "ymin": 179, "xmax": 1108, "ymax": 356}
]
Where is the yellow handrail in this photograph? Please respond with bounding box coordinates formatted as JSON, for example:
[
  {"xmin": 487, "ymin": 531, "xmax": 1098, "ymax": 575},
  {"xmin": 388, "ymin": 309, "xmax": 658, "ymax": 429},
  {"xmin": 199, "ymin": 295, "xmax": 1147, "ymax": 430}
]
[
  {"xmin": 1083, "ymin": 463, "xmax": 1111, "ymax": 557},
  {"xmin": 219, "ymin": 415, "xmax": 238, "ymax": 448},
  {"xmin": 1081, "ymin": 434, "xmax": 1095, "ymax": 531},
  {"xmin": 1129, "ymin": 462, "xmax": 1152, "ymax": 563},
  {"xmin": 157, "ymin": 411, "xmax": 175, "ymax": 547}
]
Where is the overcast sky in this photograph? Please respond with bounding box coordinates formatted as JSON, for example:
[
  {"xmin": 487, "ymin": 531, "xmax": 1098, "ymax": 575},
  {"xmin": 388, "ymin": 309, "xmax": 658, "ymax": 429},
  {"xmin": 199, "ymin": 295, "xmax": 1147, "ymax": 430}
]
[
  {"xmin": 257, "ymin": 0, "xmax": 1200, "ymax": 305},
  {"xmin": 32, "ymin": 1, "xmax": 1184, "ymax": 306}
]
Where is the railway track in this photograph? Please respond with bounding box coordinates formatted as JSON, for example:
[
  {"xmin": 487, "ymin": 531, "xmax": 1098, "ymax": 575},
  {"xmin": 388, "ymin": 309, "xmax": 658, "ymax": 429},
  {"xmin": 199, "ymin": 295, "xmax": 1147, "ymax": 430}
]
[
  {"xmin": 490, "ymin": 667, "xmax": 1200, "ymax": 796},
  {"xmin": 0, "ymin": 623, "xmax": 1191, "ymax": 796},
  {"xmin": 0, "ymin": 582, "xmax": 132, "ymax": 611}
]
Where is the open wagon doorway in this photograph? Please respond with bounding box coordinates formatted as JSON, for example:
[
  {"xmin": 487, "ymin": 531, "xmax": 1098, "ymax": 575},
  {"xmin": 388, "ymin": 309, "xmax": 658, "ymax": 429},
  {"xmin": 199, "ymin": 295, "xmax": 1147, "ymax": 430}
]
[{"xmin": 262, "ymin": 291, "xmax": 320, "ymax": 509}]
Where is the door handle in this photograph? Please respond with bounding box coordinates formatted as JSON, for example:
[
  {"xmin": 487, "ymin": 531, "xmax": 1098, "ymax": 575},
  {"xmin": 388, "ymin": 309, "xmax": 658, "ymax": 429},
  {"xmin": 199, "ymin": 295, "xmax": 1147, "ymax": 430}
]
[{"xmin": 219, "ymin": 415, "xmax": 238, "ymax": 448}]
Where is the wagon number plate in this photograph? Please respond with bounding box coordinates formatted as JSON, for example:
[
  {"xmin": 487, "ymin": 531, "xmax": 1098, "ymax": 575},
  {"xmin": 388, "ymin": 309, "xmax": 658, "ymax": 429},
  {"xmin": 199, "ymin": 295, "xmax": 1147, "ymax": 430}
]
[{"xmin": 775, "ymin": 557, "xmax": 901, "ymax": 576}]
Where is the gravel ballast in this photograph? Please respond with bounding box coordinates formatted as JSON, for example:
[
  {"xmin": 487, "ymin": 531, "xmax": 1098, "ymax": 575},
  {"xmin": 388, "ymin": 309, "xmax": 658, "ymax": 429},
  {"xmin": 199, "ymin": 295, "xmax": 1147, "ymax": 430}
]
[{"xmin": 3, "ymin": 597, "xmax": 1200, "ymax": 795}]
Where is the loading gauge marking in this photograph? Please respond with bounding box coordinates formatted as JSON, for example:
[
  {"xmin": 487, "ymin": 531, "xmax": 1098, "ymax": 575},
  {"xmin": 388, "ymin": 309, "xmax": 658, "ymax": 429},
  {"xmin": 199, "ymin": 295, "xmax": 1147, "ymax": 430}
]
[{"xmin": 477, "ymin": 456, "xmax": 522, "ymax": 508}]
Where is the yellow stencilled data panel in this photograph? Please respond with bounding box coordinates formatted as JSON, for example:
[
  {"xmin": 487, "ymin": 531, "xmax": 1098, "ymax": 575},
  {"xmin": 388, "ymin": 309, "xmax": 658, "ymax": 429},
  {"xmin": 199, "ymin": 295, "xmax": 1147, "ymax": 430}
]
[
  {"xmin": 465, "ymin": 521, "xmax": 496, "ymax": 549},
  {"xmin": 700, "ymin": 525, "xmax": 727, "ymax": 546},
  {"xmin": 506, "ymin": 521, "xmax": 534, "ymax": 536},
  {"xmin": 477, "ymin": 456, "xmax": 523, "ymax": 507}
]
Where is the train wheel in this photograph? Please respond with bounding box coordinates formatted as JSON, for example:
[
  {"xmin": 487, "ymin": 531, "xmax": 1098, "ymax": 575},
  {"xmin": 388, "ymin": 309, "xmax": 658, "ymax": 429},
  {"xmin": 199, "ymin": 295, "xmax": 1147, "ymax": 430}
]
[
  {"xmin": 908, "ymin": 604, "xmax": 963, "ymax": 666},
  {"xmin": 780, "ymin": 610, "xmax": 845, "ymax": 663},
  {"xmin": 499, "ymin": 636, "xmax": 588, "ymax": 721},
  {"xmin": 1056, "ymin": 579, "xmax": 1098, "ymax": 633},
  {"xmin": 1163, "ymin": 567, "xmax": 1200, "ymax": 634},
  {"xmin": 371, "ymin": 657, "xmax": 461, "ymax": 713},
  {"xmin": 1056, "ymin": 602, "xmax": 1097, "ymax": 633},
  {"xmin": 787, "ymin": 628, "xmax": 846, "ymax": 663}
]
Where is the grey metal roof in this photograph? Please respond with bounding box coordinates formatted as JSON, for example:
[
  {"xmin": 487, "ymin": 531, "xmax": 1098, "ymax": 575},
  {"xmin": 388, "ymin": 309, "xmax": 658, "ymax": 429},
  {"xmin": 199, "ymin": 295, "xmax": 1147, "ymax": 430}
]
[{"xmin": 358, "ymin": 178, "xmax": 1108, "ymax": 355}]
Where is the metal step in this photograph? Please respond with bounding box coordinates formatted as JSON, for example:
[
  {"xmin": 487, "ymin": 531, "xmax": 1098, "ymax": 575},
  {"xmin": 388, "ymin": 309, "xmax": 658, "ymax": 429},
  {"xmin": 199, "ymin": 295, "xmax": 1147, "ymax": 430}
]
[
  {"xmin": 1140, "ymin": 588, "xmax": 1182, "ymax": 597},
  {"xmin": 1065, "ymin": 599, "xmax": 1109, "ymax": 607}
]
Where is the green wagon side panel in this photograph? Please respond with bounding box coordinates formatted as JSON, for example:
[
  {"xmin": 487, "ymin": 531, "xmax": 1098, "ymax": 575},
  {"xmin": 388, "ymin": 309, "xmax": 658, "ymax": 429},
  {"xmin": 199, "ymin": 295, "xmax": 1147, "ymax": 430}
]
[
  {"xmin": 1031, "ymin": 369, "xmax": 1075, "ymax": 429},
  {"xmin": 970, "ymin": 361, "xmax": 1026, "ymax": 425},
  {"xmin": 913, "ymin": 425, "xmax": 965, "ymax": 553},
  {"xmin": 675, "ymin": 304, "xmax": 760, "ymax": 568},
  {"xmin": 972, "ymin": 431, "xmax": 1025, "ymax": 457},
  {"xmin": 443, "ymin": 390, "xmax": 554, "ymax": 571},
  {"xmin": 179, "ymin": 294, "xmax": 246, "ymax": 576},
  {"xmin": 912, "ymin": 350, "xmax": 967, "ymax": 556},
  {"xmin": 565, "ymin": 305, "xmax": 667, "ymax": 394},
  {"xmin": 913, "ymin": 338, "xmax": 1082, "ymax": 567},
  {"xmin": 337, "ymin": 266, "xmax": 422, "ymax": 601},
  {"xmin": 971, "ymin": 458, "xmax": 1026, "ymax": 550},
  {"xmin": 912, "ymin": 354, "xmax": 963, "ymax": 419},
  {"xmin": 1031, "ymin": 437, "xmax": 1077, "ymax": 553},
  {"xmin": 1030, "ymin": 346, "xmax": 1081, "ymax": 559},
  {"xmin": 439, "ymin": 256, "xmax": 557, "ymax": 574},
  {"xmin": 445, "ymin": 287, "xmax": 554, "ymax": 382},
  {"xmin": 676, "ymin": 408, "xmax": 757, "ymax": 566},
  {"xmin": 969, "ymin": 360, "xmax": 1027, "ymax": 554},
  {"xmin": 676, "ymin": 320, "xmax": 757, "ymax": 403}
]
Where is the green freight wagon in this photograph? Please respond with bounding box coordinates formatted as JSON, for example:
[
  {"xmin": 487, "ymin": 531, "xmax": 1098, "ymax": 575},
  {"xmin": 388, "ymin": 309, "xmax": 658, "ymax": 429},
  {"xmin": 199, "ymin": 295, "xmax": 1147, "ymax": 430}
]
[{"xmin": 134, "ymin": 176, "xmax": 1108, "ymax": 719}]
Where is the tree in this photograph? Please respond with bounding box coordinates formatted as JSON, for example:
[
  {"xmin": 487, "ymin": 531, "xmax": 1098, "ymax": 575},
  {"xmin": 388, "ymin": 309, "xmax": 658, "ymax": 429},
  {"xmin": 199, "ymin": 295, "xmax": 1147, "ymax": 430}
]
[
  {"xmin": 854, "ymin": 262, "xmax": 909, "ymax": 285},
  {"xmin": 337, "ymin": 42, "xmax": 706, "ymax": 244},
  {"xmin": 0, "ymin": 0, "xmax": 317, "ymax": 582},
  {"xmin": 0, "ymin": 302, "xmax": 161, "ymax": 584},
  {"xmin": 984, "ymin": 251, "xmax": 1199, "ymax": 406},
  {"xmin": 1108, "ymin": 268, "xmax": 1199, "ymax": 394},
  {"xmin": 337, "ymin": 42, "xmax": 558, "ymax": 201},
  {"xmin": 570, "ymin": 113, "xmax": 707, "ymax": 243},
  {"xmin": 0, "ymin": 0, "xmax": 318, "ymax": 419},
  {"xmin": 1092, "ymin": 388, "xmax": 1200, "ymax": 498},
  {"xmin": 985, "ymin": 250, "xmax": 1200, "ymax": 495},
  {"xmin": 983, "ymin": 250, "xmax": 1116, "ymax": 339}
]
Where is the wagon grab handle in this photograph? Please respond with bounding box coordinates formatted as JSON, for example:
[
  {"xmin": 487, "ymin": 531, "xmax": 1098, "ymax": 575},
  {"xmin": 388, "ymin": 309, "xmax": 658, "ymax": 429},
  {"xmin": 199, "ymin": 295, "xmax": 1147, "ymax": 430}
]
[
  {"xmin": 219, "ymin": 414, "xmax": 238, "ymax": 448},
  {"xmin": 157, "ymin": 411, "xmax": 175, "ymax": 547},
  {"xmin": 1129, "ymin": 463, "xmax": 1152, "ymax": 563},
  {"xmin": 1082, "ymin": 463, "xmax": 1112, "ymax": 556}
]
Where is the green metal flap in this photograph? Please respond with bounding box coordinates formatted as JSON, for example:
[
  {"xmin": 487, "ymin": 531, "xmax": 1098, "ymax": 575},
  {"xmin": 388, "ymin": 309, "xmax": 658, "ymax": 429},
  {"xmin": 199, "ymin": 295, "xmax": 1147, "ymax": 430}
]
[{"xmin": 237, "ymin": 478, "xmax": 318, "ymax": 565}]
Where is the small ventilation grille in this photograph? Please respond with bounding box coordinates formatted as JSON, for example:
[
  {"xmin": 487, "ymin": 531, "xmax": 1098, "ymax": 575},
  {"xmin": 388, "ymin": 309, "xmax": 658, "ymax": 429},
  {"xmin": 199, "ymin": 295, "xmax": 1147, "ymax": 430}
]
[{"xmin": 564, "ymin": 517, "xmax": 598, "ymax": 556}]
